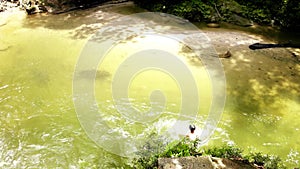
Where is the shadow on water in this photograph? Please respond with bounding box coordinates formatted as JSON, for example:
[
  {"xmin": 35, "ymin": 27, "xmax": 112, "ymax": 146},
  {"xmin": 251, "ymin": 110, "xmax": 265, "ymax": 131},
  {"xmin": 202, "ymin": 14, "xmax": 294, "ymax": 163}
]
[
  {"xmin": 195, "ymin": 22, "xmax": 300, "ymax": 44},
  {"xmin": 225, "ymin": 48, "xmax": 299, "ymax": 114},
  {"xmin": 213, "ymin": 31, "xmax": 299, "ymax": 165},
  {"xmin": 180, "ymin": 28, "xmax": 300, "ymax": 164}
]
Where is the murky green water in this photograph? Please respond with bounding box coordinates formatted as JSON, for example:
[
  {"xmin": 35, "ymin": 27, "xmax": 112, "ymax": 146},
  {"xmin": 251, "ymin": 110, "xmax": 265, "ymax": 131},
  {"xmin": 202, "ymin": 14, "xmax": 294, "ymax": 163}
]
[
  {"xmin": 0, "ymin": 4, "xmax": 299, "ymax": 168},
  {"xmin": 0, "ymin": 10, "xmax": 126, "ymax": 168}
]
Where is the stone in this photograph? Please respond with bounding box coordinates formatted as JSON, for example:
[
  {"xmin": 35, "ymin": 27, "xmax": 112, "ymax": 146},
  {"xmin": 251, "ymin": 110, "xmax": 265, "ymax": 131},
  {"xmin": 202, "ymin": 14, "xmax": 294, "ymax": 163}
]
[
  {"xmin": 158, "ymin": 156, "xmax": 214, "ymax": 169},
  {"xmin": 228, "ymin": 14, "xmax": 253, "ymax": 27},
  {"xmin": 158, "ymin": 156, "xmax": 256, "ymax": 169},
  {"xmin": 207, "ymin": 23, "xmax": 220, "ymax": 28},
  {"xmin": 25, "ymin": 5, "xmax": 46, "ymax": 15},
  {"xmin": 219, "ymin": 50, "xmax": 231, "ymax": 58}
]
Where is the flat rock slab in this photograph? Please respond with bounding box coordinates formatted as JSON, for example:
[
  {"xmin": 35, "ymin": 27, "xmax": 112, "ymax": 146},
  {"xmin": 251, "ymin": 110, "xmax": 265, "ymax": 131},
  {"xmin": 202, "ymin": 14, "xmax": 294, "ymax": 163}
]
[
  {"xmin": 158, "ymin": 156, "xmax": 256, "ymax": 169},
  {"xmin": 158, "ymin": 156, "xmax": 213, "ymax": 169}
]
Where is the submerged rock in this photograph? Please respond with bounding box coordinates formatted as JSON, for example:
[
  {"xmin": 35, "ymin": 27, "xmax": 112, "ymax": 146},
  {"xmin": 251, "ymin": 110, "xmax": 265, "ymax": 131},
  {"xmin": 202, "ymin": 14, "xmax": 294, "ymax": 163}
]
[
  {"xmin": 0, "ymin": 41, "xmax": 9, "ymax": 51},
  {"xmin": 0, "ymin": 20, "xmax": 6, "ymax": 27},
  {"xmin": 207, "ymin": 23, "xmax": 220, "ymax": 28},
  {"xmin": 219, "ymin": 50, "xmax": 232, "ymax": 58}
]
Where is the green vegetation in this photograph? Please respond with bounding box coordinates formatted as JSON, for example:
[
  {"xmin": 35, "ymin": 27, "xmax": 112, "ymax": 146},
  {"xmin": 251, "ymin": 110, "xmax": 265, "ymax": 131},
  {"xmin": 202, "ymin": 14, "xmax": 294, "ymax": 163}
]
[
  {"xmin": 203, "ymin": 144, "xmax": 243, "ymax": 159},
  {"xmin": 245, "ymin": 152, "xmax": 287, "ymax": 169},
  {"xmin": 131, "ymin": 138, "xmax": 199, "ymax": 169},
  {"xmin": 133, "ymin": 0, "xmax": 300, "ymax": 30},
  {"xmin": 131, "ymin": 138, "xmax": 287, "ymax": 169}
]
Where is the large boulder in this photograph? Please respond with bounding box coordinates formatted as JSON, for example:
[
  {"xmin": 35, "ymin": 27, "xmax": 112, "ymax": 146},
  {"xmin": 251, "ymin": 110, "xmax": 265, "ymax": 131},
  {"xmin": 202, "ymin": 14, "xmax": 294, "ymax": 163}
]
[
  {"xmin": 158, "ymin": 156, "xmax": 256, "ymax": 169},
  {"xmin": 228, "ymin": 14, "xmax": 253, "ymax": 27},
  {"xmin": 158, "ymin": 156, "xmax": 214, "ymax": 169}
]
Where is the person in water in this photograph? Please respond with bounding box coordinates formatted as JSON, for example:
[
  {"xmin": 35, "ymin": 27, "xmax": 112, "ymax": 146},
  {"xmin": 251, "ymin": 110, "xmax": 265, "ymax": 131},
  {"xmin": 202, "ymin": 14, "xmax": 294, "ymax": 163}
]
[{"xmin": 186, "ymin": 124, "xmax": 199, "ymax": 141}]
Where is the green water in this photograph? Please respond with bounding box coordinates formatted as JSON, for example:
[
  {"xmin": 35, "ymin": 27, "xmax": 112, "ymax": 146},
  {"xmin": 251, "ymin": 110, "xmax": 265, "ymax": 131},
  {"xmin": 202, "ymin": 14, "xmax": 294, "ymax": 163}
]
[{"xmin": 0, "ymin": 5, "xmax": 300, "ymax": 168}]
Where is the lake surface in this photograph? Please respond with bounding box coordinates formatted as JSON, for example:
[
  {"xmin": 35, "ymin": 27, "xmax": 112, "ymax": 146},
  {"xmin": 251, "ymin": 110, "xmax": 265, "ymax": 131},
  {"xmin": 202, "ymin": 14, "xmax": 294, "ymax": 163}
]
[{"xmin": 0, "ymin": 3, "xmax": 299, "ymax": 168}]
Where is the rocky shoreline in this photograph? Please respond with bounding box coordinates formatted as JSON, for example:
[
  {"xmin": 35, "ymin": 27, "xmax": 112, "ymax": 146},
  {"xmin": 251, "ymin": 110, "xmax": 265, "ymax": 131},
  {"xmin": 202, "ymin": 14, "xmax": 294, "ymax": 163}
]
[
  {"xmin": 0, "ymin": 0, "xmax": 19, "ymax": 12},
  {"xmin": 0, "ymin": 0, "xmax": 131, "ymax": 15}
]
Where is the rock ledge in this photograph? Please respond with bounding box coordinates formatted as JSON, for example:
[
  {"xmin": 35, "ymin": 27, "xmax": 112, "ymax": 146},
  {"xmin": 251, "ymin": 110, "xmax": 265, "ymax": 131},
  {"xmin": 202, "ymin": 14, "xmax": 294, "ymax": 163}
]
[{"xmin": 158, "ymin": 156, "xmax": 256, "ymax": 169}]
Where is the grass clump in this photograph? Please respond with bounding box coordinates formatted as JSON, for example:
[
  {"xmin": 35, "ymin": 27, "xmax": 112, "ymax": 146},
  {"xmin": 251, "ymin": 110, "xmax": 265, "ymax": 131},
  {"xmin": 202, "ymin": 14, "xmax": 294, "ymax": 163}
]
[
  {"xmin": 159, "ymin": 138, "xmax": 199, "ymax": 158},
  {"xmin": 131, "ymin": 137, "xmax": 199, "ymax": 169},
  {"xmin": 203, "ymin": 144, "xmax": 243, "ymax": 159},
  {"xmin": 245, "ymin": 152, "xmax": 287, "ymax": 169}
]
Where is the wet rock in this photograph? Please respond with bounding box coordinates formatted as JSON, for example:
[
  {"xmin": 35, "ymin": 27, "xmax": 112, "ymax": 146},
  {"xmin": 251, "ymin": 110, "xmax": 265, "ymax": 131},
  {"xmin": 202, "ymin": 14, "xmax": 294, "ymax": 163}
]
[
  {"xmin": 228, "ymin": 14, "xmax": 253, "ymax": 27},
  {"xmin": 207, "ymin": 23, "xmax": 220, "ymax": 28},
  {"xmin": 25, "ymin": 5, "xmax": 47, "ymax": 15},
  {"xmin": 219, "ymin": 50, "xmax": 232, "ymax": 58},
  {"xmin": 158, "ymin": 156, "xmax": 256, "ymax": 169},
  {"xmin": 23, "ymin": 1, "xmax": 47, "ymax": 15},
  {"xmin": 158, "ymin": 156, "xmax": 214, "ymax": 169},
  {"xmin": 111, "ymin": 0, "xmax": 129, "ymax": 4},
  {"xmin": 0, "ymin": 0, "xmax": 19, "ymax": 12}
]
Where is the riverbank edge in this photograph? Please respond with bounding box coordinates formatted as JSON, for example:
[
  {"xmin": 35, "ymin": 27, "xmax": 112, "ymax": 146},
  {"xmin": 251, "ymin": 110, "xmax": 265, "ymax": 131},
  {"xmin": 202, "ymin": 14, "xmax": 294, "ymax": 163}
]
[{"xmin": 131, "ymin": 138, "xmax": 288, "ymax": 169}]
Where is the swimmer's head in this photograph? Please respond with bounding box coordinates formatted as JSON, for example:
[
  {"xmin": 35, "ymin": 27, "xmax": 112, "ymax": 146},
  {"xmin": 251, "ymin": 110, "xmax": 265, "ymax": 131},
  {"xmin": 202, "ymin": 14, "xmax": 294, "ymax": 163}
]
[{"xmin": 189, "ymin": 124, "xmax": 196, "ymax": 133}]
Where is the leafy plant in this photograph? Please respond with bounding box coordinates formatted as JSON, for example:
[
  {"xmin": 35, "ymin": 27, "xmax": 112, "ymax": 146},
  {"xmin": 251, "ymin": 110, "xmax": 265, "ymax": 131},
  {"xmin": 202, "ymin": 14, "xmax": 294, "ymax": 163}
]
[
  {"xmin": 203, "ymin": 144, "xmax": 243, "ymax": 159},
  {"xmin": 160, "ymin": 138, "xmax": 200, "ymax": 157},
  {"xmin": 245, "ymin": 152, "xmax": 287, "ymax": 169},
  {"xmin": 131, "ymin": 138, "xmax": 200, "ymax": 168},
  {"xmin": 133, "ymin": 0, "xmax": 299, "ymax": 30}
]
